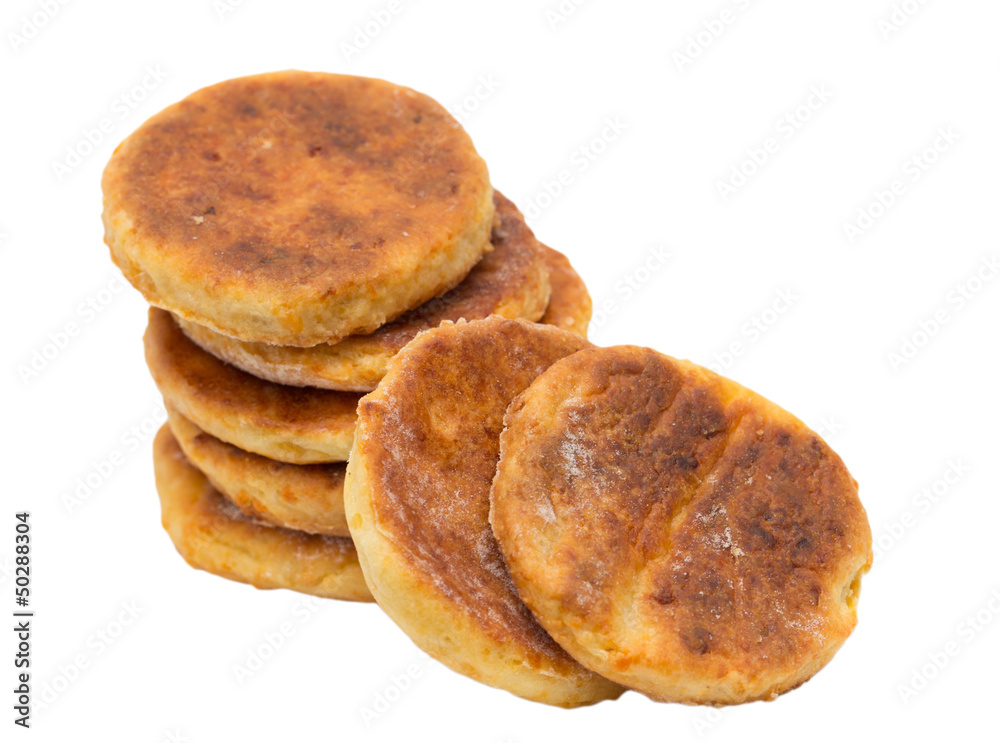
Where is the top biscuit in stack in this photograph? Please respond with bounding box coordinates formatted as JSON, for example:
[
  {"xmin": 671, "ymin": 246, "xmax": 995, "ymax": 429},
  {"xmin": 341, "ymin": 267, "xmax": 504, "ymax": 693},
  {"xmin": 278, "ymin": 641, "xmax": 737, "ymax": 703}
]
[{"xmin": 102, "ymin": 70, "xmax": 497, "ymax": 347}]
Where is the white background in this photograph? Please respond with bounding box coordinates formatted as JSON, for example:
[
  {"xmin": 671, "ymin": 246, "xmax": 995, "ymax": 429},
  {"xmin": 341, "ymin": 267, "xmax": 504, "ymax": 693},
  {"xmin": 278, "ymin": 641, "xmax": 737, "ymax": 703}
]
[{"xmin": 2, "ymin": 0, "xmax": 998, "ymax": 740}]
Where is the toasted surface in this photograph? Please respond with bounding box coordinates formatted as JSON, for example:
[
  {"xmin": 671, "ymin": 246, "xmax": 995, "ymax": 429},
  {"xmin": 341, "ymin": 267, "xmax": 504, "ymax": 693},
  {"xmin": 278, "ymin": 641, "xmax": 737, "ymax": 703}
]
[
  {"xmin": 167, "ymin": 408, "xmax": 349, "ymax": 537},
  {"xmin": 103, "ymin": 70, "xmax": 494, "ymax": 346},
  {"xmin": 177, "ymin": 192, "xmax": 558, "ymax": 392},
  {"xmin": 490, "ymin": 346, "xmax": 873, "ymax": 705},
  {"xmin": 344, "ymin": 317, "xmax": 621, "ymax": 706},
  {"xmin": 153, "ymin": 426, "xmax": 371, "ymax": 601},
  {"xmin": 145, "ymin": 308, "xmax": 358, "ymax": 463},
  {"xmin": 538, "ymin": 245, "xmax": 592, "ymax": 337}
]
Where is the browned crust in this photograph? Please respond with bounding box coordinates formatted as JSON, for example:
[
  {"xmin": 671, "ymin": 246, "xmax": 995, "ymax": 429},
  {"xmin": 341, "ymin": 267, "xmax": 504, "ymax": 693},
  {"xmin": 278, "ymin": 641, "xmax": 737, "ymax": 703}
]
[
  {"xmin": 177, "ymin": 191, "xmax": 555, "ymax": 392},
  {"xmin": 490, "ymin": 346, "xmax": 873, "ymax": 705},
  {"xmin": 167, "ymin": 408, "xmax": 349, "ymax": 537},
  {"xmin": 538, "ymin": 244, "xmax": 592, "ymax": 337},
  {"xmin": 349, "ymin": 192, "xmax": 550, "ymax": 348},
  {"xmin": 144, "ymin": 307, "xmax": 359, "ymax": 464},
  {"xmin": 153, "ymin": 425, "xmax": 372, "ymax": 601},
  {"xmin": 103, "ymin": 71, "xmax": 494, "ymax": 346},
  {"xmin": 345, "ymin": 317, "xmax": 622, "ymax": 706}
]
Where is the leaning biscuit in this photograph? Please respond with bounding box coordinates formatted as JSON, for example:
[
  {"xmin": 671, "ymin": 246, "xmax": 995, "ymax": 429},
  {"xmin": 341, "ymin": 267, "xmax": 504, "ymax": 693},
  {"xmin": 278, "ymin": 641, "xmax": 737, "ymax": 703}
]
[
  {"xmin": 103, "ymin": 70, "xmax": 494, "ymax": 346},
  {"xmin": 489, "ymin": 346, "xmax": 873, "ymax": 705},
  {"xmin": 153, "ymin": 425, "xmax": 371, "ymax": 601},
  {"xmin": 144, "ymin": 307, "xmax": 359, "ymax": 464},
  {"xmin": 344, "ymin": 317, "xmax": 623, "ymax": 707}
]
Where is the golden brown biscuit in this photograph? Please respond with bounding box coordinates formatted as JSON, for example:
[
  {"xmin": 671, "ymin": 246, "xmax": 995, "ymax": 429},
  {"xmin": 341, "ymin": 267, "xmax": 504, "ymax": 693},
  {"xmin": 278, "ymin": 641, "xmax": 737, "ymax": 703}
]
[
  {"xmin": 103, "ymin": 71, "xmax": 494, "ymax": 346},
  {"xmin": 490, "ymin": 346, "xmax": 873, "ymax": 705},
  {"xmin": 538, "ymin": 244, "xmax": 592, "ymax": 337},
  {"xmin": 167, "ymin": 408, "xmax": 349, "ymax": 537},
  {"xmin": 176, "ymin": 192, "xmax": 562, "ymax": 392},
  {"xmin": 344, "ymin": 317, "xmax": 622, "ymax": 707},
  {"xmin": 145, "ymin": 308, "xmax": 358, "ymax": 464},
  {"xmin": 153, "ymin": 426, "xmax": 371, "ymax": 601}
]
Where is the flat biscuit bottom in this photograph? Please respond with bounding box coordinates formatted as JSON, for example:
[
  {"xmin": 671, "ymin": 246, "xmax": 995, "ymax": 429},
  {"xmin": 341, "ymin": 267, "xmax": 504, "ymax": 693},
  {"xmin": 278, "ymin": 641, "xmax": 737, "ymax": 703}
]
[
  {"xmin": 154, "ymin": 425, "xmax": 372, "ymax": 602},
  {"xmin": 167, "ymin": 408, "xmax": 350, "ymax": 537}
]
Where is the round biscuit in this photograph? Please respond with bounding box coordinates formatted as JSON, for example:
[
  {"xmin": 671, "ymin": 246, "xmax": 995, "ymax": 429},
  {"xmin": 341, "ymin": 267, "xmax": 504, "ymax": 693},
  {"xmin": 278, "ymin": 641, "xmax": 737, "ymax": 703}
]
[
  {"xmin": 144, "ymin": 307, "xmax": 358, "ymax": 464},
  {"xmin": 344, "ymin": 317, "xmax": 622, "ymax": 707},
  {"xmin": 176, "ymin": 192, "xmax": 571, "ymax": 392},
  {"xmin": 490, "ymin": 346, "xmax": 873, "ymax": 705},
  {"xmin": 103, "ymin": 71, "xmax": 494, "ymax": 346},
  {"xmin": 167, "ymin": 407, "xmax": 349, "ymax": 537},
  {"xmin": 154, "ymin": 425, "xmax": 371, "ymax": 601}
]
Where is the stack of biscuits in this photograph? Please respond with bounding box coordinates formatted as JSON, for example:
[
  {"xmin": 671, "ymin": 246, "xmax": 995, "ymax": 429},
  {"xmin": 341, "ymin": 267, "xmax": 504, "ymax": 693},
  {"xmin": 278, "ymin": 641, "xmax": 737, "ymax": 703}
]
[
  {"xmin": 101, "ymin": 71, "xmax": 592, "ymax": 603},
  {"xmin": 102, "ymin": 71, "xmax": 872, "ymax": 709}
]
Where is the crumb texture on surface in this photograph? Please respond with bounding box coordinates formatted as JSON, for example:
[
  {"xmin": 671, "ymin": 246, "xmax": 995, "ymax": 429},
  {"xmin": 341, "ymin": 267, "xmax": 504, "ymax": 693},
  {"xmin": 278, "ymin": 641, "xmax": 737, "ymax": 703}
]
[{"xmin": 490, "ymin": 345, "xmax": 873, "ymax": 705}]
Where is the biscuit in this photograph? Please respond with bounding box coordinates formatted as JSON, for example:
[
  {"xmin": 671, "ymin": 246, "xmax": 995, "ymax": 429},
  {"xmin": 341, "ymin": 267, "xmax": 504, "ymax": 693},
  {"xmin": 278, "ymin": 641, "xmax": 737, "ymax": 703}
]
[
  {"xmin": 145, "ymin": 308, "xmax": 358, "ymax": 464},
  {"xmin": 103, "ymin": 71, "xmax": 494, "ymax": 346},
  {"xmin": 538, "ymin": 245, "xmax": 592, "ymax": 337},
  {"xmin": 344, "ymin": 317, "xmax": 622, "ymax": 707},
  {"xmin": 176, "ymin": 192, "xmax": 562, "ymax": 392},
  {"xmin": 167, "ymin": 407, "xmax": 349, "ymax": 537},
  {"xmin": 153, "ymin": 425, "xmax": 371, "ymax": 601},
  {"xmin": 489, "ymin": 346, "xmax": 873, "ymax": 705}
]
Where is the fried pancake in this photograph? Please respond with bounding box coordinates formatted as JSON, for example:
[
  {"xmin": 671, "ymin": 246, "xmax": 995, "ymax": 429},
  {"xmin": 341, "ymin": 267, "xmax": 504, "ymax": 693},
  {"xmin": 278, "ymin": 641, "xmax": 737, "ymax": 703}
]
[
  {"xmin": 344, "ymin": 317, "xmax": 622, "ymax": 707},
  {"xmin": 489, "ymin": 346, "xmax": 873, "ymax": 705},
  {"xmin": 153, "ymin": 426, "xmax": 371, "ymax": 601},
  {"xmin": 103, "ymin": 71, "xmax": 494, "ymax": 346},
  {"xmin": 538, "ymin": 244, "xmax": 592, "ymax": 337},
  {"xmin": 167, "ymin": 408, "xmax": 349, "ymax": 537},
  {"xmin": 177, "ymin": 192, "xmax": 564, "ymax": 392},
  {"xmin": 145, "ymin": 308, "xmax": 358, "ymax": 463}
]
